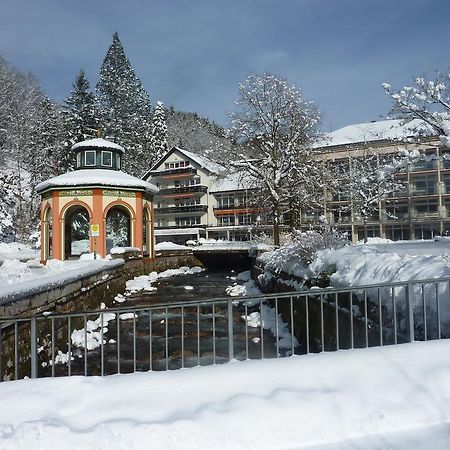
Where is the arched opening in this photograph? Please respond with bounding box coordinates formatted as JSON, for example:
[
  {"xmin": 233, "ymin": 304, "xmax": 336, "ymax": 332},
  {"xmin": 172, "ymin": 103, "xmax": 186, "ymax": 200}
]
[
  {"xmin": 143, "ymin": 207, "xmax": 152, "ymax": 257},
  {"xmin": 43, "ymin": 207, "xmax": 53, "ymax": 260},
  {"xmin": 106, "ymin": 206, "xmax": 131, "ymax": 253},
  {"xmin": 64, "ymin": 205, "xmax": 90, "ymax": 259}
]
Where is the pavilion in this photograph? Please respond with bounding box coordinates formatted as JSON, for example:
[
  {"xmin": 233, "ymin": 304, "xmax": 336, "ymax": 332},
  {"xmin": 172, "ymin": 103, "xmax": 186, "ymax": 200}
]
[{"xmin": 36, "ymin": 138, "xmax": 158, "ymax": 262}]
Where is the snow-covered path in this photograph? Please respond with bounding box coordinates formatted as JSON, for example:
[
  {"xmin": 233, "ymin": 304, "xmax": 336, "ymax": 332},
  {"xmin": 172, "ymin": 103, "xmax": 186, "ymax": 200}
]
[{"xmin": 1, "ymin": 340, "xmax": 450, "ymax": 449}]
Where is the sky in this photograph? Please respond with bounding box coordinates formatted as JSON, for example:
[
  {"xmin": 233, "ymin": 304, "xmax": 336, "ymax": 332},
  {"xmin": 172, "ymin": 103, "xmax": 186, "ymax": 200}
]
[{"xmin": 1, "ymin": 0, "xmax": 449, "ymax": 131}]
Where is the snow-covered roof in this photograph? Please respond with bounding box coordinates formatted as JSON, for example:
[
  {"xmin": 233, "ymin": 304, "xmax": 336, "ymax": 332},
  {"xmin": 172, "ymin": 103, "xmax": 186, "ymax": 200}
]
[
  {"xmin": 315, "ymin": 119, "xmax": 437, "ymax": 148},
  {"xmin": 176, "ymin": 148, "xmax": 225, "ymax": 174},
  {"xmin": 146, "ymin": 147, "xmax": 225, "ymax": 178},
  {"xmin": 72, "ymin": 138, "xmax": 125, "ymax": 154},
  {"xmin": 210, "ymin": 172, "xmax": 256, "ymax": 192},
  {"xmin": 36, "ymin": 169, "xmax": 159, "ymax": 194}
]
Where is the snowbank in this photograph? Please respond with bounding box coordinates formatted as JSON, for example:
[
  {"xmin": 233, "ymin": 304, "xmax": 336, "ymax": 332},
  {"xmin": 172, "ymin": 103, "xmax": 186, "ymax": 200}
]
[
  {"xmin": 0, "ymin": 242, "xmax": 38, "ymax": 262},
  {"xmin": 1, "ymin": 340, "xmax": 450, "ymax": 449},
  {"xmin": 0, "ymin": 258, "xmax": 124, "ymax": 303},
  {"xmin": 154, "ymin": 241, "xmax": 189, "ymax": 251},
  {"xmin": 311, "ymin": 240, "xmax": 450, "ymax": 287}
]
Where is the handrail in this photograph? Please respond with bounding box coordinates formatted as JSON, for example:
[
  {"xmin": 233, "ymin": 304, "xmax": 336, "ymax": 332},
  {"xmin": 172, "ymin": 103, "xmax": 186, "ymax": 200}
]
[{"xmin": 2, "ymin": 275, "xmax": 450, "ymax": 322}]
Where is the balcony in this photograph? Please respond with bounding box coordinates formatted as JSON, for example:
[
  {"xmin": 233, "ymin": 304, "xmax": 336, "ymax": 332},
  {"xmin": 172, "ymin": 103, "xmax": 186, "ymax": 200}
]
[
  {"xmin": 155, "ymin": 205, "xmax": 208, "ymax": 214},
  {"xmin": 150, "ymin": 167, "xmax": 197, "ymax": 177},
  {"xmin": 159, "ymin": 185, "xmax": 208, "ymax": 196}
]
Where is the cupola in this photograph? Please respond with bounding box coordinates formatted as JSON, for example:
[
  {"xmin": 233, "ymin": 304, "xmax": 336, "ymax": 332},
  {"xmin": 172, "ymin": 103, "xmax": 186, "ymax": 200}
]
[{"xmin": 72, "ymin": 138, "xmax": 125, "ymax": 170}]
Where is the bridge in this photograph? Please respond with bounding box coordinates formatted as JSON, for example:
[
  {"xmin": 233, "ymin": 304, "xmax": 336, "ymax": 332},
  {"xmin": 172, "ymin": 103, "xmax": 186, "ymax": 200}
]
[{"xmin": 1, "ymin": 275, "xmax": 448, "ymax": 381}]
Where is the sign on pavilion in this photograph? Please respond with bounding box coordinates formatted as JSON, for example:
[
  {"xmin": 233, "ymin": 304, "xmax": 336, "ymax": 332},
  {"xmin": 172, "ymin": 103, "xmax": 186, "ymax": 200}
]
[{"xmin": 36, "ymin": 138, "xmax": 159, "ymax": 262}]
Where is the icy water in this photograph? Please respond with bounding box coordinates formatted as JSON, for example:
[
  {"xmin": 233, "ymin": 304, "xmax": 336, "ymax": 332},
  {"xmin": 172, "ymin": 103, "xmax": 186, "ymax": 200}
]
[{"xmin": 34, "ymin": 269, "xmax": 279, "ymax": 378}]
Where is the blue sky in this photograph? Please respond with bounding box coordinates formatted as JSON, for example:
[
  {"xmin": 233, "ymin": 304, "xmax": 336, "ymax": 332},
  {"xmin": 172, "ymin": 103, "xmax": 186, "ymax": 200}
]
[{"xmin": 1, "ymin": 0, "xmax": 449, "ymax": 131}]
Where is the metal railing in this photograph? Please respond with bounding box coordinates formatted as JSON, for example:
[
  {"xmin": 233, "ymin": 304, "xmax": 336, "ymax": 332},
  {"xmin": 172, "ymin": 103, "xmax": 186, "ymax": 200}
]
[{"xmin": 2, "ymin": 275, "xmax": 450, "ymax": 382}]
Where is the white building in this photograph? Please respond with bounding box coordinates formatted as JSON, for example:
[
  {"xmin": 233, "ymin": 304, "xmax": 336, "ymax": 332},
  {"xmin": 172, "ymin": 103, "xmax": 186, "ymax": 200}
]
[{"xmin": 143, "ymin": 147, "xmax": 264, "ymax": 244}]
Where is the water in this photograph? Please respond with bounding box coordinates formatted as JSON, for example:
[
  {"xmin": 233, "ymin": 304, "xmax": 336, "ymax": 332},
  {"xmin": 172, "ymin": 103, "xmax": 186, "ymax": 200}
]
[{"xmin": 32, "ymin": 268, "xmax": 279, "ymax": 379}]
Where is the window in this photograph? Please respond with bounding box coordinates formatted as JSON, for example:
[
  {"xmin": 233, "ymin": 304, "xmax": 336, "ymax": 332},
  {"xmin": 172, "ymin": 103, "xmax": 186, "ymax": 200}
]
[
  {"xmin": 217, "ymin": 195, "xmax": 234, "ymax": 208},
  {"xmin": 165, "ymin": 160, "xmax": 190, "ymax": 169},
  {"xmin": 101, "ymin": 151, "xmax": 113, "ymax": 167},
  {"xmin": 84, "ymin": 150, "xmax": 96, "ymax": 166},
  {"xmin": 116, "ymin": 154, "xmax": 121, "ymax": 169},
  {"xmin": 218, "ymin": 215, "xmax": 235, "ymax": 226},
  {"xmin": 411, "ymin": 175, "xmax": 437, "ymax": 195},
  {"xmin": 175, "ymin": 216, "xmax": 201, "ymax": 226},
  {"xmin": 385, "ymin": 225, "xmax": 410, "ymax": 241},
  {"xmin": 412, "ymin": 199, "xmax": 438, "ymax": 216},
  {"xmin": 385, "ymin": 202, "xmax": 409, "ymax": 220},
  {"xmin": 76, "ymin": 153, "xmax": 81, "ymax": 167}
]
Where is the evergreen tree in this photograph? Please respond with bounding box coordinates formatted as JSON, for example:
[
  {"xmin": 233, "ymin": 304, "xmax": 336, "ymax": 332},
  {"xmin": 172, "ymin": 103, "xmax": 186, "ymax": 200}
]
[
  {"xmin": 96, "ymin": 32, "xmax": 152, "ymax": 175},
  {"xmin": 151, "ymin": 101, "xmax": 168, "ymax": 163},
  {"xmin": 63, "ymin": 70, "xmax": 98, "ymax": 141},
  {"xmin": 62, "ymin": 70, "xmax": 99, "ymax": 171}
]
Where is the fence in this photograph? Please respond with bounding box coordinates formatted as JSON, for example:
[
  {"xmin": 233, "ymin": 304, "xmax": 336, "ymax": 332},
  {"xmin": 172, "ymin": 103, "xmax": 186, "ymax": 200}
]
[{"xmin": 1, "ymin": 275, "xmax": 450, "ymax": 382}]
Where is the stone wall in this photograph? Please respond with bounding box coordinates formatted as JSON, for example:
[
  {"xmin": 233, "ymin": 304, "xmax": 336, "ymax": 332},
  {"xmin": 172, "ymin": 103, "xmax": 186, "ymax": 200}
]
[{"xmin": 0, "ymin": 253, "xmax": 203, "ymax": 318}]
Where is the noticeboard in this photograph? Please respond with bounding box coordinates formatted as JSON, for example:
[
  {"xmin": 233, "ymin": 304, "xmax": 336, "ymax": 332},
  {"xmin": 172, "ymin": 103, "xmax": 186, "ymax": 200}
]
[{"xmin": 90, "ymin": 224, "xmax": 100, "ymax": 237}]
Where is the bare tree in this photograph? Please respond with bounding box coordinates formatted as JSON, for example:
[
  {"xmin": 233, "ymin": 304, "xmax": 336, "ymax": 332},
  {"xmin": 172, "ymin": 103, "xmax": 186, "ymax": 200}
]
[
  {"xmin": 227, "ymin": 73, "xmax": 322, "ymax": 246},
  {"xmin": 383, "ymin": 71, "xmax": 450, "ymax": 145}
]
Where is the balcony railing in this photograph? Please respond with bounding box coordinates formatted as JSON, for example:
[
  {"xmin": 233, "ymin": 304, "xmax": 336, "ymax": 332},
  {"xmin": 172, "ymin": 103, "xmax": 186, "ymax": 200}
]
[
  {"xmin": 159, "ymin": 185, "xmax": 208, "ymax": 195},
  {"xmin": 150, "ymin": 167, "xmax": 197, "ymax": 177},
  {"xmin": 155, "ymin": 205, "xmax": 208, "ymax": 214}
]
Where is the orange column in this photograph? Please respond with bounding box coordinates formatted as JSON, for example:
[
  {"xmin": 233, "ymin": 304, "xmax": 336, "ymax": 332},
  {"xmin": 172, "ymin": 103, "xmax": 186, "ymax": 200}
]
[
  {"xmin": 52, "ymin": 191, "xmax": 63, "ymax": 260},
  {"xmin": 151, "ymin": 200, "xmax": 156, "ymax": 259},
  {"xmin": 135, "ymin": 192, "xmax": 144, "ymax": 254},
  {"xmin": 92, "ymin": 189, "xmax": 106, "ymax": 258},
  {"xmin": 40, "ymin": 202, "xmax": 46, "ymax": 264}
]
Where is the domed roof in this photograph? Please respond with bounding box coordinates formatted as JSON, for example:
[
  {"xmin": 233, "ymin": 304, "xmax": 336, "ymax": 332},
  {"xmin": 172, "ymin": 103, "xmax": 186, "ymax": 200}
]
[{"xmin": 72, "ymin": 138, "xmax": 125, "ymax": 154}]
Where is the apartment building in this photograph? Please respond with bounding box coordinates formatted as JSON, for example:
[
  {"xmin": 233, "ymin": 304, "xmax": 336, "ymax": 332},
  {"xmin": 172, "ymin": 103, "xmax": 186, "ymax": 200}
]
[
  {"xmin": 308, "ymin": 119, "xmax": 450, "ymax": 241},
  {"xmin": 143, "ymin": 147, "xmax": 263, "ymax": 244},
  {"xmin": 145, "ymin": 119, "xmax": 449, "ymax": 244}
]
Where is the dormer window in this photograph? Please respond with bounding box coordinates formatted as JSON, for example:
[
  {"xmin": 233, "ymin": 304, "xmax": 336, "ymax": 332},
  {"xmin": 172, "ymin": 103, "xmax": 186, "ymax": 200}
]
[
  {"xmin": 85, "ymin": 150, "xmax": 96, "ymax": 166},
  {"xmin": 102, "ymin": 151, "xmax": 113, "ymax": 167}
]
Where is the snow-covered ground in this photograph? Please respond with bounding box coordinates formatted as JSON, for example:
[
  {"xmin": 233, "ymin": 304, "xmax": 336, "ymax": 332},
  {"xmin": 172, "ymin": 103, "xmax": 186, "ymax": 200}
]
[
  {"xmin": 1, "ymin": 340, "xmax": 450, "ymax": 449},
  {"xmin": 0, "ymin": 257, "xmax": 123, "ymax": 303},
  {"xmin": 312, "ymin": 239, "xmax": 450, "ymax": 287},
  {"xmin": 0, "ymin": 242, "xmax": 38, "ymax": 262},
  {"xmin": 260, "ymin": 238, "xmax": 450, "ymax": 288}
]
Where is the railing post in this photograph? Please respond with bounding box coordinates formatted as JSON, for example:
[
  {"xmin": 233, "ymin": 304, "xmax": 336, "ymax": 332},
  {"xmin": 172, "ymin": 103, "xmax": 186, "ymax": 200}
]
[
  {"xmin": 30, "ymin": 318, "xmax": 38, "ymax": 379},
  {"xmin": 228, "ymin": 299, "xmax": 234, "ymax": 361},
  {"xmin": 405, "ymin": 283, "xmax": 415, "ymax": 343}
]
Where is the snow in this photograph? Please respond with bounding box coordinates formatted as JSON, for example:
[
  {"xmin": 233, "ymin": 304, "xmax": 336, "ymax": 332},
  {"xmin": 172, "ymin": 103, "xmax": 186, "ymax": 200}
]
[
  {"xmin": 171, "ymin": 147, "xmax": 225, "ymax": 174},
  {"xmin": 311, "ymin": 240, "xmax": 450, "ymax": 287},
  {"xmin": 125, "ymin": 266, "xmax": 204, "ymax": 294},
  {"xmin": 109, "ymin": 246, "xmax": 141, "ymax": 255},
  {"xmin": 226, "ymin": 271, "xmax": 298, "ymax": 351},
  {"xmin": 0, "ymin": 242, "xmax": 38, "ymax": 262},
  {"xmin": 0, "ymin": 258, "xmax": 124, "ymax": 304},
  {"xmin": 154, "ymin": 241, "xmax": 189, "ymax": 251},
  {"xmin": 72, "ymin": 138, "xmax": 125, "ymax": 154},
  {"xmin": 35, "ymin": 169, "xmax": 158, "ymax": 194},
  {"xmin": 315, "ymin": 118, "xmax": 437, "ymax": 148},
  {"xmin": 210, "ymin": 171, "xmax": 255, "ymax": 192},
  {"xmin": 194, "ymin": 238, "xmax": 272, "ymax": 252},
  {"xmin": 2, "ymin": 340, "xmax": 450, "ymax": 449}
]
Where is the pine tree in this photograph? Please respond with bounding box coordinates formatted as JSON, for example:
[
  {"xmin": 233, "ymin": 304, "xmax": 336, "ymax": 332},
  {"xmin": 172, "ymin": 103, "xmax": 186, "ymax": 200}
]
[
  {"xmin": 61, "ymin": 70, "xmax": 99, "ymax": 171},
  {"xmin": 96, "ymin": 32, "xmax": 152, "ymax": 175},
  {"xmin": 63, "ymin": 70, "xmax": 98, "ymax": 141},
  {"xmin": 151, "ymin": 101, "xmax": 168, "ymax": 163}
]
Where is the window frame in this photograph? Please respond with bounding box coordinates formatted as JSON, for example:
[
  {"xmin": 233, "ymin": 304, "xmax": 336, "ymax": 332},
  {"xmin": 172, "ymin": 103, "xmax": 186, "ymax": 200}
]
[
  {"xmin": 84, "ymin": 150, "xmax": 96, "ymax": 167},
  {"xmin": 101, "ymin": 150, "xmax": 113, "ymax": 167}
]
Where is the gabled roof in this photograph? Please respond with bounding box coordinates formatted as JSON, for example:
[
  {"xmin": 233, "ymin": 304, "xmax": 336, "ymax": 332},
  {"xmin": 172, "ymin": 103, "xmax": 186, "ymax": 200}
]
[{"xmin": 143, "ymin": 147, "xmax": 225, "ymax": 179}]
